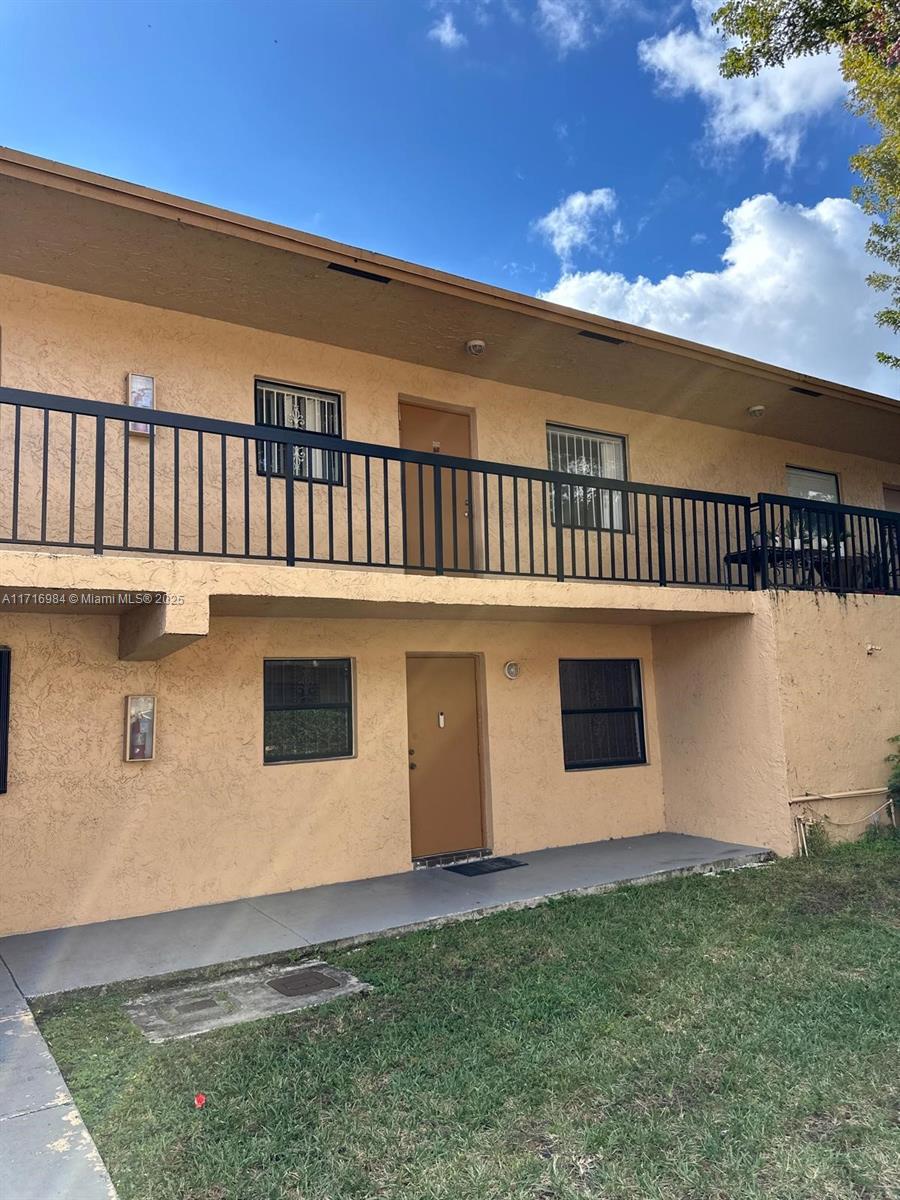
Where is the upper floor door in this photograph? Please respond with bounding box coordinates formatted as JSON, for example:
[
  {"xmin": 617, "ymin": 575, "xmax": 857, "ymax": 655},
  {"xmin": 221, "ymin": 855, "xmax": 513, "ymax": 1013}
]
[
  {"xmin": 398, "ymin": 401, "xmax": 474, "ymax": 571},
  {"xmin": 884, "ymin": 486, "xmax": 900, "ymax": 514}
]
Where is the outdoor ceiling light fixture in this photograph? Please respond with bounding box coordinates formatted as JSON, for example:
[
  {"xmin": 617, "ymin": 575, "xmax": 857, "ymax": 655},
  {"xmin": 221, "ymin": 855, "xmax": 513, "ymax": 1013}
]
[
  {"xmin": 503, "ymin": 661, "xmax": 521, "ymax": 680},
  {"xmin": 747, "ymin": 405, "xmax": 766, "ymax": 419},
  {"xmin": 789, "ymin": 385, "xmax": 823, "ymax": 397},
  {"xmin": 465, "ymin": 338, "xmax": 487, "ymax": 357},
  {"xmin": 579, "ymin": 329, "xmax": 625, "ymax": 345},
  {"xmin": 327, "ymin": 262, "xmax": 391, "ymax": 284}
]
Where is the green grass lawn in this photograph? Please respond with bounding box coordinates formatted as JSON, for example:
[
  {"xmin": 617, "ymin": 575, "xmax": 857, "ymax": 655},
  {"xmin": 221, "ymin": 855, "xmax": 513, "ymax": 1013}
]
[{"xmin": 35, "ymin": 839, "xmax": 900, "ymax": 1200}]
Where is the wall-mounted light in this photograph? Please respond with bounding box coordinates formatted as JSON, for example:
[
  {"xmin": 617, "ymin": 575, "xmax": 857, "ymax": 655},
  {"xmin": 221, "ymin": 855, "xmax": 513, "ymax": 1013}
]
[{"xmin": 503, "ymin": 661, "xmax": 521, "ymax": 680}]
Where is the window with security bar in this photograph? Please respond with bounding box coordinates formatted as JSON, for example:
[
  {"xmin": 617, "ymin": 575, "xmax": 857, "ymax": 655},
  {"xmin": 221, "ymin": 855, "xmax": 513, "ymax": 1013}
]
[
  {"xmin": 546, "ymin": 424, "xmax": 627, "ymax": 531},
  {"xmin": 255, "ymin": 380, "xmax": 343, "ymax": 484},
  {"xmin": 558, "ymin": 658, "xmax": 646, "ymax": 770},
  {"xmin": 264, "ymin": 658, "xmax": 354, "ymax": 763}
]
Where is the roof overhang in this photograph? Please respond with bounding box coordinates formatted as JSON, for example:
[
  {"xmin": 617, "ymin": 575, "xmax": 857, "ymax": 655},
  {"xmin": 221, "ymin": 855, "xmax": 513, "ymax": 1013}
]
[{"xmin": 0, "ymin": 147, "xmax": 897, "ymax": 464}]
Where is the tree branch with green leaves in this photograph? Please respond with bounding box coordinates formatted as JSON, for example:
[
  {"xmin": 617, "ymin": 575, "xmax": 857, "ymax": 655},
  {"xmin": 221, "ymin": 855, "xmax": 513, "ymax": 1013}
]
[{"xmin": 713, "ymin": 1, "xmax": 900, "ymax": 369}]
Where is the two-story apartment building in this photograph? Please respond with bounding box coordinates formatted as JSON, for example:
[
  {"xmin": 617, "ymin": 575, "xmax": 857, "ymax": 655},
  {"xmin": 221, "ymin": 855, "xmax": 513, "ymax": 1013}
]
[{"xmin": 0, "ymin": 148, "xmax": 897, "ymax": 938}]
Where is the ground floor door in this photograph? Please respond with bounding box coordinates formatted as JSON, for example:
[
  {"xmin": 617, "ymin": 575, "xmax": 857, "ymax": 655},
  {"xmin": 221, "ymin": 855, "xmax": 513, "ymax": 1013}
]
[
  {"xmin": 398, "ymin": 401, "xmax": 473, "ymax": 571},
  {"xmin": 406, "ymin": 655, "xmax": 485, "ymax": 859}
]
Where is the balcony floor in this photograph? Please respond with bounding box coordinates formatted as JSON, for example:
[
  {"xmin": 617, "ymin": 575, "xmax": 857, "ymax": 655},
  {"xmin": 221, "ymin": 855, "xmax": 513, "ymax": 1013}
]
[
  {"xmin": 0, "ymin": 548, "xmax": 759, "ymax": 628},
  {"xmin": 0, "ymin": 832, "xmax": 772, "ymax": 997}
]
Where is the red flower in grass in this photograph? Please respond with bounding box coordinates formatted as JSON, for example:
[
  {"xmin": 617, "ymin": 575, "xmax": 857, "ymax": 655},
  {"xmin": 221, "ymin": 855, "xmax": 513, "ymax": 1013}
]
[{"xmin": 194, "ymin": 1093, "xmax": 207, "ymax": 1109}]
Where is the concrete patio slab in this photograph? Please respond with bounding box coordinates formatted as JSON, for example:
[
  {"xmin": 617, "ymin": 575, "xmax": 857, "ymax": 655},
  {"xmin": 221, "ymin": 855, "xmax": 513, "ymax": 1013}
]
[
  {"xmin": 0, "ymin": 1011, "xmax": 70, "ymax": 1120},
  {"xmin": 0, "ymin": 833, "xmax": 772, "ymax": 998},
  {"xmin": 0, "ymin": 1097, "xmax": 116, "ymax": 1200},
  {"xmin": 0, "ymin": 895, "xmax": 309, "ymax": 998},
  {"xmin": 250, "ymin": 859, "xmax": 488, "ymax": 944},
  {"xmin": 0, "ymin": 999, "xmax": 117, "ymax": 1200},
  {"xmin": 435, "ymin": 833, "xmax": 765, "ymax": 910},
  {"xmin": 0, "ymin": 961, "xmax": 27, "ymax": 1020}
]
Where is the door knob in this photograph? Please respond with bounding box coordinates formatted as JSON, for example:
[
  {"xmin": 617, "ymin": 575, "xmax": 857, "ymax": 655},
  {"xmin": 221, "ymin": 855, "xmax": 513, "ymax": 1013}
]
[{"xmin": 409, "ymin": 762, "xmax": 417, "ymax": 770}]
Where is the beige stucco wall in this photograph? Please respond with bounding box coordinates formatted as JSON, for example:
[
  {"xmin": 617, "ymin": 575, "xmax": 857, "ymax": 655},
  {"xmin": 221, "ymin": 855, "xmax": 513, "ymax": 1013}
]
[
  {"xmin": 1, "ymin": 273, "xmax": 897, "ymax": 510},
  {"xmin": 771, "ymin": 591, "xmax": 898, "ymax": 838},
  {"xmin": 653, "ymin": 592, "xmax": 899, "ymax": 858},
  {"xmin": 652, "ymin": 603, "xmax": 795, "ymax": 856},
  {"xmin": 0, "ymin": 611, "xmax": 665, "ymax": 936}
]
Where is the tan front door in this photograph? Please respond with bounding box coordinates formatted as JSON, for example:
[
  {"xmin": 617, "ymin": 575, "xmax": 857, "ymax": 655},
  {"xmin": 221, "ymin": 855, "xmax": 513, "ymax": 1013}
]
[
  {"xmin": 398, "ymin": 401, "xmax": 473, "ymax": 571},
  {"xmin": 406, "ymin": 655, "xmax": 485, "ymax": 859}
]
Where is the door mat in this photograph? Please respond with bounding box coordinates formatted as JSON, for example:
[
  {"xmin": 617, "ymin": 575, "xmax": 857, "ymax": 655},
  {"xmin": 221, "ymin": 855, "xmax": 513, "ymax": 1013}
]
[{"xmin": 444, "ymin": 856, "xmax": 526, "ymax": 877}]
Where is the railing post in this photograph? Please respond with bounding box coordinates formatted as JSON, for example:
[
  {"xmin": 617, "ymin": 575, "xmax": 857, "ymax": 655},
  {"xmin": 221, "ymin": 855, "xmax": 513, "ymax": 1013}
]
[
  {"xmin": 284, "ymin": 468, "xmax": 296, "ymax": 567},
  {"xmin": 656, "ymin": 494, "xmax": 667, "ymax": 586},
  {"xmin": 879, "ymin": 517, "xmax": 893, "ymax": 593},
  {"xmin": 553, "ymin": 483, "xmax": 565, "ymax": 581},
  {"xmin": 93, "ymin": 416, "xmax": 106, "ymax": 555},
  {"xmin": 758, "ymin": 498, "xmax": 769, "ymax": 590},
  {"xmin": 433, "ymin": 465, "xmax": 444, "ymax": 575},
  {"xmin": 743, "ymin": 502, "xmax": 755, "ymax": 590}
]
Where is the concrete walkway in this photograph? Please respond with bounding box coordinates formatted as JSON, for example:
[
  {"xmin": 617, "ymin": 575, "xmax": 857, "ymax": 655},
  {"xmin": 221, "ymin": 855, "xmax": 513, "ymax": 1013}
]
[
  {"xmin": 0, "ymin": 833, "xmax": 771, "ymax": 997},
  {"xmin": 0, "ymin": 962, "xmax": 116, "ymax": 1200}
]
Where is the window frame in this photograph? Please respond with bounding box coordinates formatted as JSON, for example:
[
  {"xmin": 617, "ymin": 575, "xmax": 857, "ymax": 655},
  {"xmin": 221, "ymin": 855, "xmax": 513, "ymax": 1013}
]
[
  {"xmin": 254, "ymin": 377, "xmax": 345, "ymax": 486},
  {"xmin": 785, "ymin": 465, "xmax": 841, "ymax": 505},
  {"xmin": 263, "ymin": 657, "xmax": 355, "ymax": 765},
  {"xmin": 558, "ymin": 657, "xmax": 647, "ymax": 772},
  {"xmin": 546, "ymin": 422, "xmax": 629, "ymax": 533}
]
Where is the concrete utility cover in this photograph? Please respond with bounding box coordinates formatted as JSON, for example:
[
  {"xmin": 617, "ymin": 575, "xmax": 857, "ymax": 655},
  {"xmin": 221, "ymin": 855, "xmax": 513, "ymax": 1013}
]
[{"xmin": 125, "ymin": 960, "xmax": 370, "ymax": 1042}]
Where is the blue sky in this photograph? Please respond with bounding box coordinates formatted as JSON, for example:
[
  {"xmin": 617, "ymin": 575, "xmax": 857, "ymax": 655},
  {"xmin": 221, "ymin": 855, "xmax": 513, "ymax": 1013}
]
[{"xmin": 1, "ymin": 0, "xmax": 895, "ymax": 395}]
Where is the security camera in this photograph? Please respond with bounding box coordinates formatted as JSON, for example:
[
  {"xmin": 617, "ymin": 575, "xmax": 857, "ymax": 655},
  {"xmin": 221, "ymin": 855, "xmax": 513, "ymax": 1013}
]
[{"xmin": 465, "ymin": 338, "xmax": 487, "ymax": 357}]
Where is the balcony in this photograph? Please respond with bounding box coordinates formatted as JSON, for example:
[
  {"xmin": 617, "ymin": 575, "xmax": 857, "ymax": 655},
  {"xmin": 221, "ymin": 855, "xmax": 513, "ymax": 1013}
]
[{"xmin": 0, "ymin": 387, "xmax": 896, "ymax": 598}]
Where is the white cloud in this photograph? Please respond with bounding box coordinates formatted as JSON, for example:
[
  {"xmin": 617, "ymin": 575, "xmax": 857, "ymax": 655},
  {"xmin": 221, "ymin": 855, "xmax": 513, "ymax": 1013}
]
[
  {"xmin": 428, "ymin": 12, "xmax": 467, "ymax": 49},
  {"xmin": 534, "ymin": 187, "xmax": 618, "ymax": 266},
  {"xmin": 638, "ymin": 1, "xmax": 846, "ymax": 164},
  {"xmin": 539, "ymin": 193, "xmax": 898, "ymax": 396},
  {"xmin": 535, "ymin": 0, "xmax": 595, "ymax": 55}
]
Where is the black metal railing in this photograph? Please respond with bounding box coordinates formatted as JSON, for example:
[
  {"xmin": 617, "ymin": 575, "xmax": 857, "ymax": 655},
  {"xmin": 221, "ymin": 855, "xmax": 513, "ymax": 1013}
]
[
  {"xmin": 752, "ymin": 494, "xmax": 900, "ymax": 595},
  {"xmin": 0, "ymin": 387, "xmax": 756, "ymax": 589}
]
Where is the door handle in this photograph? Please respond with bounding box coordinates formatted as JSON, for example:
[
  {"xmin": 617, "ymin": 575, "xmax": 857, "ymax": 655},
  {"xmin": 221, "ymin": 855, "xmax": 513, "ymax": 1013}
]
[{"xmin": 409, "ymin": 762, "xmax": 417, "ymax": 770}]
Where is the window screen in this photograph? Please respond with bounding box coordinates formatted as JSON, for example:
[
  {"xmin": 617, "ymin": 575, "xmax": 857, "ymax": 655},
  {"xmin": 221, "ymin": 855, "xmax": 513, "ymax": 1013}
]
[
  {"xmin": 547, "ymin": 424, "xmax": 627, "ymax": 531},
  {"xmin": 255, "ymin": 380, "xmax": 343, "ymax": 484},
  {"xmin": 264, "ymin": 659, "xmax": 353, "ymax": 763},
  {"xmin": 786, "ymin": 466, "xmax": 839, "ymax": 504},
  {"xmin": 558, "ymin": 658, "xmax": 646, "ymax": 770}
]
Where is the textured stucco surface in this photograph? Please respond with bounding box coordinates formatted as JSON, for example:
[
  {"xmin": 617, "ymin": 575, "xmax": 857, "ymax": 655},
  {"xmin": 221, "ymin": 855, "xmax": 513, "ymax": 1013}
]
[
  {"xmin": 771, "ymin": 591, "xmax": 898, "ymax": 804},
  {"xmin": 0, "ymin": 275, "xmax": 898, "ymax": 933},
  {"xmin": 652, "ymin": 603, "xmax": 795, "ymax": 856},
  {"xmin": 0, "ymin": 612, "xmax": 666, "ymax": 935},
  {"xmin": 1, "ymin": 273, "xmax": 897, "ymax": 514}
]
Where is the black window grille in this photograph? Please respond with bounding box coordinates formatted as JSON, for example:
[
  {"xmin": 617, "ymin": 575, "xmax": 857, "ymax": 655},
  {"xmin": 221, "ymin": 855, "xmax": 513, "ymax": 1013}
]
[
  {"xmin": 255, "ymin": 379, "xmax": 343, "ymax": 484},
  {"xmin": 558, "ymin": 658, "xmax": 646, "ymax": 770},
  {"xmin": 264, "ymin": 658, "xmax": 353, "ymax": 763},
  {"xmin": 547, "ymin": 424, "xmax": 627, "ymax": 531}
]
